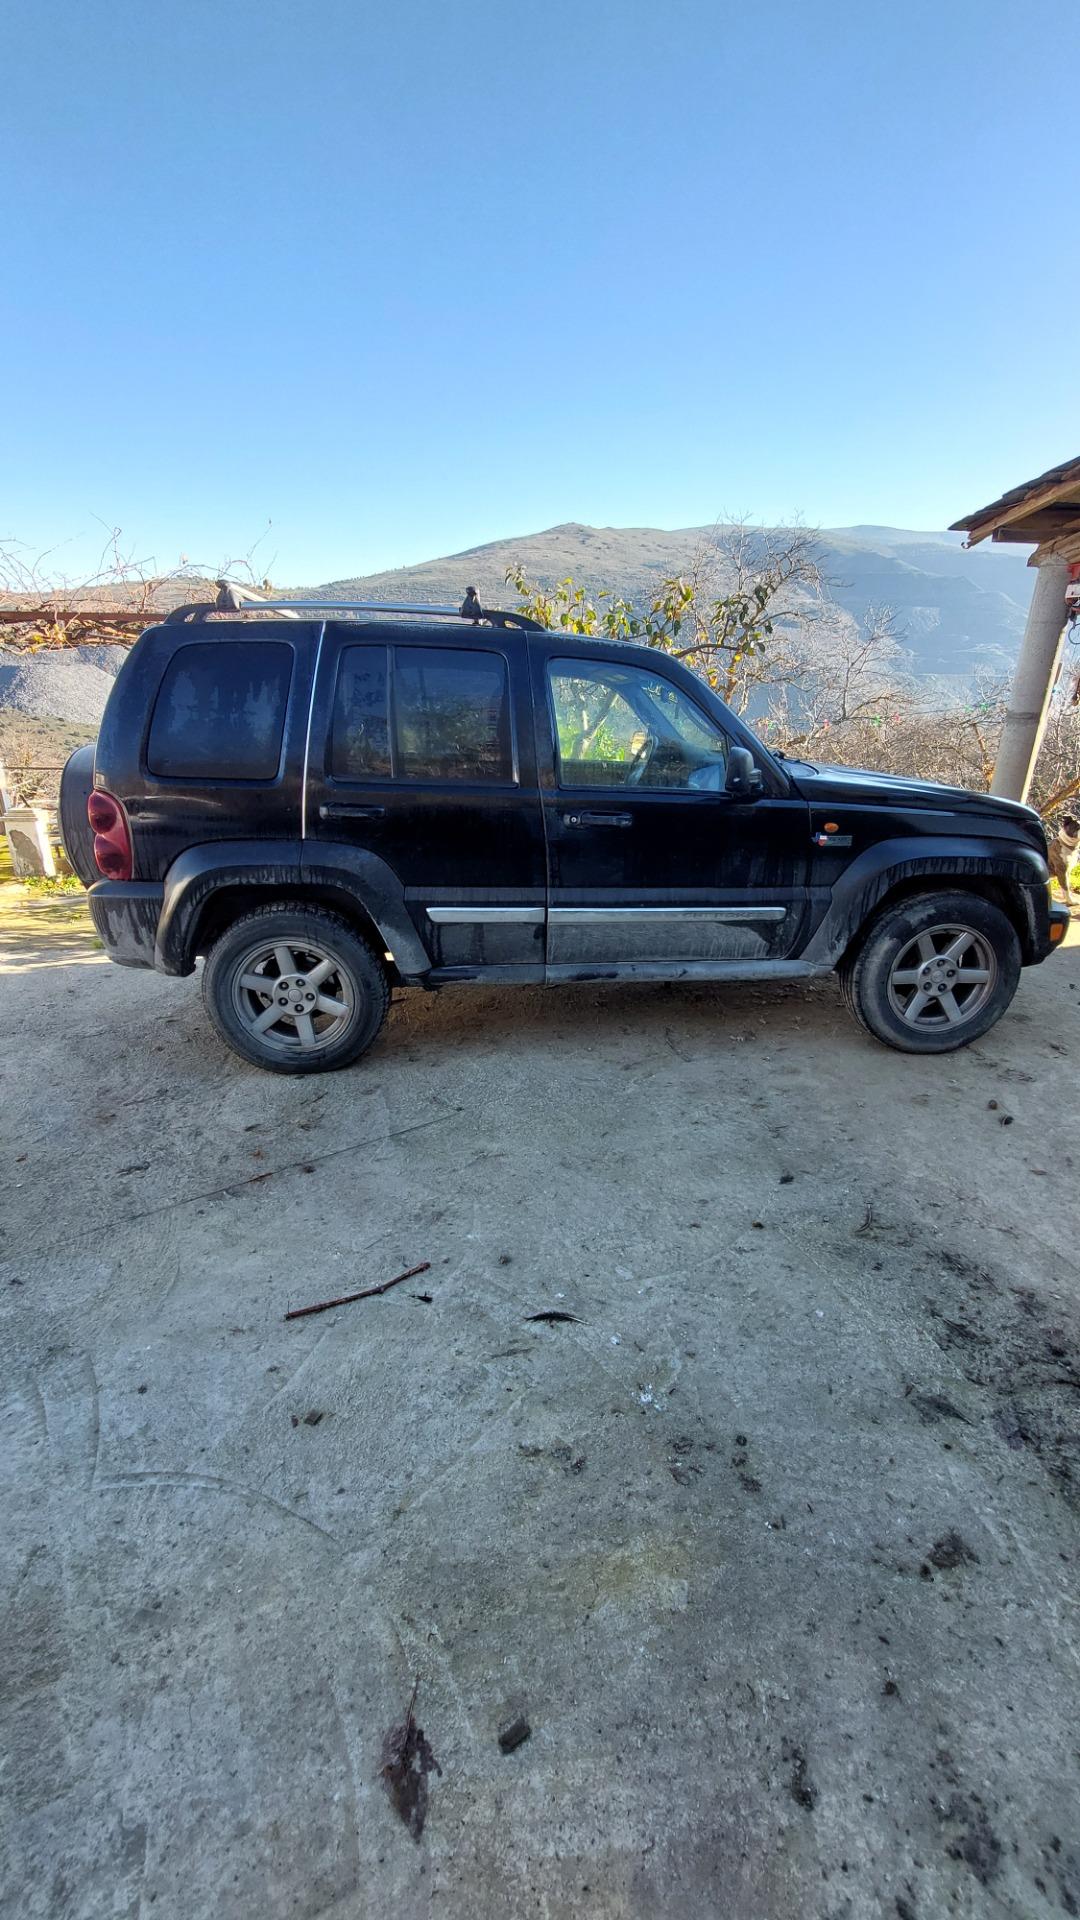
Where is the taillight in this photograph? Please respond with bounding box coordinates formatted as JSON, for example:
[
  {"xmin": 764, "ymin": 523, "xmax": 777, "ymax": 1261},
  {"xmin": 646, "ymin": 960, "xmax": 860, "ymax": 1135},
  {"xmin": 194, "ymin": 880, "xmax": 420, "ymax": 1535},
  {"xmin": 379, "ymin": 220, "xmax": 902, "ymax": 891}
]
[{"xmin": 88, "ymin": 789, "xmax": 132, "ymax": 881}]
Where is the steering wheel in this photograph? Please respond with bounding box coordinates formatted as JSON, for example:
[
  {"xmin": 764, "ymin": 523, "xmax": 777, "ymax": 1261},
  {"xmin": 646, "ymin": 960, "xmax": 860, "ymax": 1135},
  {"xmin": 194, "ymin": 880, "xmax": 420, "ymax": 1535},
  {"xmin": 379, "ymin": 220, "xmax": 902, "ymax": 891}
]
[{"xmin": 626, "ymin": 734, "xmax": 655, "ymax": 785}]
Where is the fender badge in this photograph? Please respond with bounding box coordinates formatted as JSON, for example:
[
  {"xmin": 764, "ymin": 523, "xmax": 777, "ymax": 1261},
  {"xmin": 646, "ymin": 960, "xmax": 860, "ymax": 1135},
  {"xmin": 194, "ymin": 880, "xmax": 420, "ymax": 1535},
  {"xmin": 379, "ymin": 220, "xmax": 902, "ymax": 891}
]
[{"xmin": 813, "ymin": 832, "xmax": 853, "ymax": 847}]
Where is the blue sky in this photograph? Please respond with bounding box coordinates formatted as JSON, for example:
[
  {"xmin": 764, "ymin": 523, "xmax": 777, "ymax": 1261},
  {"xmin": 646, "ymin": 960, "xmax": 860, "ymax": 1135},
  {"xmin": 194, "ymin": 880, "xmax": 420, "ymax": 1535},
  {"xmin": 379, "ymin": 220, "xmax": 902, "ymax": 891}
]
[{"xmin": 4, "ymin": 0, "xmax": 1077, "ymax": 585}]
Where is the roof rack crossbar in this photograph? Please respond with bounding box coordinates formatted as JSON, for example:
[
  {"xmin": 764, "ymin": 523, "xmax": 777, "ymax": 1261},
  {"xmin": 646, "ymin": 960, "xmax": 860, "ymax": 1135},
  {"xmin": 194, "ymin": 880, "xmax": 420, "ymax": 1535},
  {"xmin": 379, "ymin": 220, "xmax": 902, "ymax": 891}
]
[{"xmin": 163, "ymin": 596, "xmax": 546, "ymax": 632}]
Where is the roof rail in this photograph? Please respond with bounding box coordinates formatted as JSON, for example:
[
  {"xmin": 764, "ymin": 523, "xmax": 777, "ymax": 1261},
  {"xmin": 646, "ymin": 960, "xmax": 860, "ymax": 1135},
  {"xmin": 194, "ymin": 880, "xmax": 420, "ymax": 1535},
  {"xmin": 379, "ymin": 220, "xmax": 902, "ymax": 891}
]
[{"xmin": 163, "ymin": 589, "xmax": 546, "ymax": 632}]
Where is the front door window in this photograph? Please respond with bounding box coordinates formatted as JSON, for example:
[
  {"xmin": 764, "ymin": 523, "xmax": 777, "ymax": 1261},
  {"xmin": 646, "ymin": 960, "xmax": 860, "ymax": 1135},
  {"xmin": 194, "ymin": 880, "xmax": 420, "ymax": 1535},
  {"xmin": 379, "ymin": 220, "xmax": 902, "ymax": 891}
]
[{"xmin": 548, "ymin": 659, "xmax": 729, "ymax": 792}]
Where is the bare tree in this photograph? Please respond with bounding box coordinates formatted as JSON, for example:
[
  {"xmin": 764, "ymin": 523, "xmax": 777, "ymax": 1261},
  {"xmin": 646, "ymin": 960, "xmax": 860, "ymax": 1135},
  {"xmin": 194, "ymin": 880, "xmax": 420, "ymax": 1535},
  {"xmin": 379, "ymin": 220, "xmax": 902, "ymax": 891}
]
[{"xmin": 0, "ymin": 524, "xmax": 279, "ymax": 649}]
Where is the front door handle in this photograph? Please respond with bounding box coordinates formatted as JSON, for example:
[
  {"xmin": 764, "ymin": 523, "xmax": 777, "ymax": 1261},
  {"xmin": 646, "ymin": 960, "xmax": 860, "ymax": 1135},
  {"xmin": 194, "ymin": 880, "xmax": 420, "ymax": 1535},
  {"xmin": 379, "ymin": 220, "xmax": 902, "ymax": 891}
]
[
  {"xmin": 319, "ymin": 803, "xmax": 386, "ymax": 821},
  {"xmin": 562, "ymin": 810, "xmax": 633, "ymax": 828}
]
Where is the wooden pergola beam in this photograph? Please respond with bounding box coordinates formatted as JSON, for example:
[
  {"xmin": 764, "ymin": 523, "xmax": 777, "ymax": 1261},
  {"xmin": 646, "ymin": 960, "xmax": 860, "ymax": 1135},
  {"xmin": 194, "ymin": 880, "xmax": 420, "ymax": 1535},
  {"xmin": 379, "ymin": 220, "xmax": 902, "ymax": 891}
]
[
  {"xmin": 0, "ymin": 606, "xmax": 159, "ymax": 627},
  {"xmin": 950, "ymin": 454, "xmax": 1080, "ymax": 549},
  {"xmin": 989, "ymin": 504, "xmax": 1080, "ymax": 543}
]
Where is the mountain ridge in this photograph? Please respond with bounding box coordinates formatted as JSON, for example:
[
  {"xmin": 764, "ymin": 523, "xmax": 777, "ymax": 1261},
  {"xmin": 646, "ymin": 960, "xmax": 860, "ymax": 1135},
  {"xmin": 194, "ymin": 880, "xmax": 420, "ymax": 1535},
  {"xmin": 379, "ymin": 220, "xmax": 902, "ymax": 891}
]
[{"xmin": 315, "ymin": 521, "xmax": 1032, "ymax": 681}]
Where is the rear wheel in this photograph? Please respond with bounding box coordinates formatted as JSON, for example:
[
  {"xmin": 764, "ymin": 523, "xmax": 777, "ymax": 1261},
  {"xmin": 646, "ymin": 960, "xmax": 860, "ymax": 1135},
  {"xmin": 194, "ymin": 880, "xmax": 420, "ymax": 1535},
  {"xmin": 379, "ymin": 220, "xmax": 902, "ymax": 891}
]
[
  {"xmin": 840, "ymin": 890, "xmax": 1021, "ymax": 1053},
  {"xmin": 202, "ymin": 904, "xmax": 390, "ymax": 1073}
]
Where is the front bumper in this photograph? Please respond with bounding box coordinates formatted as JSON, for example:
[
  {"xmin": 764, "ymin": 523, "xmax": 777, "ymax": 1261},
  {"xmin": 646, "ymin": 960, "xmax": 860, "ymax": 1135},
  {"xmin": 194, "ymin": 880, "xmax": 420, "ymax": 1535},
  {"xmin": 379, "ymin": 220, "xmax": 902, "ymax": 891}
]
[
  {"xmin": 1048, "ymin": 902, "xmax": 1071, "ymax": 954},
  {"xmin": 88, "ymin": 881, "xmax": 164, "ymax": 969}
]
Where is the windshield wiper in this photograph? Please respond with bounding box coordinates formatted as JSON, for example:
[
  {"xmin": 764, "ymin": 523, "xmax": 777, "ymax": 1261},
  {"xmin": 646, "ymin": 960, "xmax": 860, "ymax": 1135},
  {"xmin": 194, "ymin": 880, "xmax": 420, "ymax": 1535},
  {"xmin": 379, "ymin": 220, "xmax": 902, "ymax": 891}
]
[{"xmin": 775, "ymin": 750, "xmax": 817, "ymax": 772}]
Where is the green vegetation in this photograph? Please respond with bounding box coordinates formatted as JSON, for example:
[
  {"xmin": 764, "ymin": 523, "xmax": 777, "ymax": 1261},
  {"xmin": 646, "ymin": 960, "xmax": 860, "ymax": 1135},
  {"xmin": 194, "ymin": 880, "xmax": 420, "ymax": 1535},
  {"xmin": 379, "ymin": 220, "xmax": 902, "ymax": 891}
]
[
  {"xmin": 506, "ymin": 546, "xmax": 805, "ymax": 705},
  {"xmin": 22, "ymin": 872, "xmax": 85, "ymax": 896}
]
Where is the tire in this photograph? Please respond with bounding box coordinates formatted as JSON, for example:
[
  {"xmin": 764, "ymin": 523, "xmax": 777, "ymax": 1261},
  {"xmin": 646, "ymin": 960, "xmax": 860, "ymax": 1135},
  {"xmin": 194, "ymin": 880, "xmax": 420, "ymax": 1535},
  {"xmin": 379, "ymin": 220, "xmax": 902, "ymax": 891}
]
[
  {"xmin": 201, "ymin": 903, "xmax": 390, "ymax": 1074},
  {"xmin": 59, "ymin": 744, "xmax": 98, "ymax": 887},
  {"xmin": 839, "ymin": 889, "xmax": 1022, "ymax": 1054}
]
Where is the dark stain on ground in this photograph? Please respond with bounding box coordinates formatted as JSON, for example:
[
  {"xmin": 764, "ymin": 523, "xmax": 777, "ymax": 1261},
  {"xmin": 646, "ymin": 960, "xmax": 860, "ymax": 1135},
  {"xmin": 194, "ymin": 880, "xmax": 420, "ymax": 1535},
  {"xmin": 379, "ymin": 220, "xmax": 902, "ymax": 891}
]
[
  {"xmin": 927, "ymin": 1530, "xmax": 978, "ymax": 1571},
  {"xmin": 992, "ymin": 1404, "xmax": 1030, "ymax": 1450},
  {"xmin": 934, "ymin": 1791, "xmax": 1002, "ymax": 1886},
  {"xmin": 916, "ymin": 1243, "xmax": 1080, "ymax": 1513},
  {"xmin": 668, "ymin": 1434, "xmax": 703, "ymax": 1485},
  {"xmin": 925, "ymin": 1305, "xmax": 990, "ymax": 1348},
  {"xmin": 731, "ymin": 1438, "xmax": 762, "ymax": 1495},
  {"xmin": 519, "ymin": 1442, "xmax": 586, "ymax": 1475},
  {"xmin": 782, "ymin": 1740, "xmax": 817, "ymax": 1812},
  {"xmin": 1038, "ymin": 1834, "xmax": 1080, "ymax": 1915}
]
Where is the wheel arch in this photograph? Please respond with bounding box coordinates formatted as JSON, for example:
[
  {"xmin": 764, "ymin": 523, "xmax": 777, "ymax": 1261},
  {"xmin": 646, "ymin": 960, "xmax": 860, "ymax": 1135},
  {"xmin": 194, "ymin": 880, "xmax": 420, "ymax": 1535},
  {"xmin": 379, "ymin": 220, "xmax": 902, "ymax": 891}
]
[
  {"xmin": 802, "ymin": 836, "xmax": 1050, "ymax": 971},
  {"xmin": 190, "ymin": 883, "xmax": 401, "ymax": 980},
  {"xmin": 835, "ymin": 872, "xmax": 1036, "ymax": 970},
  {"xmin": 155, "ymin": 839, "xmax": 432, "ymax": 979}
]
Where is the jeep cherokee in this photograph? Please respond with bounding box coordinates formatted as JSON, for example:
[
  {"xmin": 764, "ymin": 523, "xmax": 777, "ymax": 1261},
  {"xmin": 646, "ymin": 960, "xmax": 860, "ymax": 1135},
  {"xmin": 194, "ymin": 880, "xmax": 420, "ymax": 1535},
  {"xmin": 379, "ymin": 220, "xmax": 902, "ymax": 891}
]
[{"xmin": 59, "ymin": 594, "xmax": 1068, "ymax": 1073}]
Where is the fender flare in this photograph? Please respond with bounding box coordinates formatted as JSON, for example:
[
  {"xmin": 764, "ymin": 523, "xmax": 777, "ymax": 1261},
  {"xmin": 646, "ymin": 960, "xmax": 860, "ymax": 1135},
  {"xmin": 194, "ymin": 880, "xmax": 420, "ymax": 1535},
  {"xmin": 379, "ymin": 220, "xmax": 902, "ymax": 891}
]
[
  {"xmin": 802, "ymin": 835, "xmax": 1050, "ymax": 966},
  {"xmin": 299, "ymin": 842, "xmax": 432, "ymax": 976},
  {"xmin": 155, "ymin": 839, "xmax": 432, "ymax": 978}
]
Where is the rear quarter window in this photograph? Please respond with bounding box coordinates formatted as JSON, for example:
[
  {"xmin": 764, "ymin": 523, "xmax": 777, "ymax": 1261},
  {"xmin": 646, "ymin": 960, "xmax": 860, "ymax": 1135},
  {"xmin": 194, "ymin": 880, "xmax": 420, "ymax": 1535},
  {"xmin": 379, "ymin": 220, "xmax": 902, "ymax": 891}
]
[{"xmin": 147, "ymin": 642, "xmax": 294, "ymax": 780}]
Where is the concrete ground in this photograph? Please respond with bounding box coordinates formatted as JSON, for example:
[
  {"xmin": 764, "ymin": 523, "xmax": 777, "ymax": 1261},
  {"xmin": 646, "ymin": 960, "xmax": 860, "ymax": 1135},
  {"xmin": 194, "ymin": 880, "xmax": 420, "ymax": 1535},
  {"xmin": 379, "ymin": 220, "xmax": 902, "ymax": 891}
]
[{"xmin": 2, "ymin": 887, "xmax": 1079, "ymax": 1920}]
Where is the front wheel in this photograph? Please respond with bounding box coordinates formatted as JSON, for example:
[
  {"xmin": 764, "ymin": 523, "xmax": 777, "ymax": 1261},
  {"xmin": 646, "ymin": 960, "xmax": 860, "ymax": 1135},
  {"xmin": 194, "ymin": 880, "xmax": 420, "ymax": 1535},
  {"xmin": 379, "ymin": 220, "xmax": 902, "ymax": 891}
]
[
  {"xmin": 840, "ymin": 890, "xmax": 1022, "ymax": 1053},
  {"xmin": 202, "ymin": 904, "xmax": 390, "ymax": 1073}
]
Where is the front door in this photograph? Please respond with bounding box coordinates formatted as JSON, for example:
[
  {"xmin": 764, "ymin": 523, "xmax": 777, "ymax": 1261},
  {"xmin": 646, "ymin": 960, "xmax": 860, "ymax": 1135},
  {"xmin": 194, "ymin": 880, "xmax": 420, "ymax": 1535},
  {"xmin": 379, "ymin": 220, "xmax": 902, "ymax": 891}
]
[
  {"xmin": 307, "ymin": 624, "xmax": 546, "ymax": 974},
  {"xmin": 532, "ymin": 645, "xmax": 810, "ymax": 974}
]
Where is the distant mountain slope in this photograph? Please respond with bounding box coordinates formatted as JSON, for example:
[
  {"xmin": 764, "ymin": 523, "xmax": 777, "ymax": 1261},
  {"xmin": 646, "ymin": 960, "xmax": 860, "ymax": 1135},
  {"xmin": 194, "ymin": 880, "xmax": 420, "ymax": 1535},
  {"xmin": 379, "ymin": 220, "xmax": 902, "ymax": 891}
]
[{"xmin": 318, "ymin": 523, "xmax": 1033, "ymax": 681}]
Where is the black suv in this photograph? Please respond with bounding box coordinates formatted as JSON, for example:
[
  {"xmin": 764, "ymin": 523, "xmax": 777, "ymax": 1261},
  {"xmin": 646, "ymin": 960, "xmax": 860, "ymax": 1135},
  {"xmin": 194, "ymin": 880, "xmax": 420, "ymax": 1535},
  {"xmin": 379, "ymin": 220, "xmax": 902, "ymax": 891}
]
[{"xmin": 61, "ymin": 595, "xmax": 1068, "ymax": 1073}]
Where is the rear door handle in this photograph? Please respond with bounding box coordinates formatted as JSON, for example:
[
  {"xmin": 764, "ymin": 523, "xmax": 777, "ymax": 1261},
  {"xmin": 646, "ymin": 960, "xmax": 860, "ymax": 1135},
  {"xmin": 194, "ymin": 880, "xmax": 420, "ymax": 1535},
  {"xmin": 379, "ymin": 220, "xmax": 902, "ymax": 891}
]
[
  {"xmin": 319, "ymin": 803, "xmax": 386, "ymax": 821},
  {"xmin": 562, "ymin": 810, "xmax": 633, "ymax": 828}
]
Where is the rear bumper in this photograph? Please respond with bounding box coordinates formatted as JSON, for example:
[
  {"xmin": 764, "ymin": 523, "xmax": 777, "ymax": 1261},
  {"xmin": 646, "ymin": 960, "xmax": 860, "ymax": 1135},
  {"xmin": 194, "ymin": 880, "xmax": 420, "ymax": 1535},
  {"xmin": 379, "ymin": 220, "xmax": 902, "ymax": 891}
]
[{"xmin": 88, "ymin": 881, "xmax": 164, "ymax": 968}]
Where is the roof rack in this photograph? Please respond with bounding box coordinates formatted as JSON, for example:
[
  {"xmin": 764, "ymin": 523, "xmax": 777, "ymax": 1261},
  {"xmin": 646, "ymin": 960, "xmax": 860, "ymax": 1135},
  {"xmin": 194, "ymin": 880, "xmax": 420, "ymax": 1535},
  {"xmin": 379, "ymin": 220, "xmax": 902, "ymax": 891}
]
[{"xmin": 163, "ymin": 587, "xmax": 546, "ymax": 632}]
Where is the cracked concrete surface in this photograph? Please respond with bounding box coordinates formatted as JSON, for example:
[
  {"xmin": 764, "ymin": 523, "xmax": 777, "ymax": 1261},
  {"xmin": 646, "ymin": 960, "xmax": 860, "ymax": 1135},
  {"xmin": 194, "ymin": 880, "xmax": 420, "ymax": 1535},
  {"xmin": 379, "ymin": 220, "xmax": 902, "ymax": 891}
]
[{"xmin": 2, "ymin": 897, "xmax": 1080, "ymax": 1918}]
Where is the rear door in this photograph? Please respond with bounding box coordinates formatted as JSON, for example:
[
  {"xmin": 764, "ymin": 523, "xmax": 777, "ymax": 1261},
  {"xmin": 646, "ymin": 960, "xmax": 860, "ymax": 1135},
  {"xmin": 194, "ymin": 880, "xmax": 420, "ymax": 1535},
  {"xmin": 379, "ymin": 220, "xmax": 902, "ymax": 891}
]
[
  {"xmin": 307, "ymin": 623, "xmax": 546, "ymax": 973},
  {"xmin": 531, "ymin": 642, "xmax": 811, "ymax": 972}
]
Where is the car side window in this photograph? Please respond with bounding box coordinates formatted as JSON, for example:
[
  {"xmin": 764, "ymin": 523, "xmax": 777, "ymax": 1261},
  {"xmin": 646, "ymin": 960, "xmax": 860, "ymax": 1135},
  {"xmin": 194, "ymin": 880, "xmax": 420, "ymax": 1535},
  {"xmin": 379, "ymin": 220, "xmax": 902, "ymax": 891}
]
[
  {"xmin": 329, "ymin": 643, "xmax": 514, "ymax": 784},
  {"xmin": 147, "ymin": 641, "xmax": 293, "ymax": 780},
  {"xmin": 393, "ymin": 647, "xmax": 514, "ymax": 783},
  {"xmin": 548, "ymin": 659, "xmax": 729, "ymax": 791}
]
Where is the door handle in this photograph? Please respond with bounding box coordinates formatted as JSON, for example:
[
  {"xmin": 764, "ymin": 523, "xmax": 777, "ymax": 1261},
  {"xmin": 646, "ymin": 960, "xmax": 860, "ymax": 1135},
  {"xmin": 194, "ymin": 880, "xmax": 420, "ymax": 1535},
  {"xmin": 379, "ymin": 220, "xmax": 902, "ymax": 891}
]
[
  {"xmin": 319, "ymin": 803, "xmax": 386, "ymax": 821},
  {"xmin": 562, "ymin": 811, "xmax": 633, "ymax": 828}
]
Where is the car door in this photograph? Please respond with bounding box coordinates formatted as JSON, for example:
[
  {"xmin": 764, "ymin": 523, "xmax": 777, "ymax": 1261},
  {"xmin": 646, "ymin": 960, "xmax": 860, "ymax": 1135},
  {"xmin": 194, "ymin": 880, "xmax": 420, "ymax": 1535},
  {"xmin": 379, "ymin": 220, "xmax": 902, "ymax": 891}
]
[
  {"xmin": 531, "ymin": 642, "xmax": 811, "ymax": 973},
  {"xmin": 307, "ymin": 622, "xmax": 546, "ymax": 974}
]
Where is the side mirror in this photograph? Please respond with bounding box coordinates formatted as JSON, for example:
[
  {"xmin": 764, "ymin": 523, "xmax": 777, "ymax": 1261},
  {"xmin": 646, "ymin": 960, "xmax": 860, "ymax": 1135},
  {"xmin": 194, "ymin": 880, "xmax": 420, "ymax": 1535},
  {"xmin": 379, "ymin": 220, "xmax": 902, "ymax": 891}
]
[{"xmin": 725, "ymin": 745, "xmax": 763, "ymax": 798}]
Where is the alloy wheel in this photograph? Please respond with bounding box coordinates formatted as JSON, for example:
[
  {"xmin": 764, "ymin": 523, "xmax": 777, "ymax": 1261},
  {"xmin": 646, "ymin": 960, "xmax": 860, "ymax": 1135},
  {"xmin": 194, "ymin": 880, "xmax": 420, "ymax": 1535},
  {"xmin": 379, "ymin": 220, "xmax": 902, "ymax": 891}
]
[
  {"xmin": 229, "ymin": 938, "xmax": 355, "ymax": 1054},
  {"xmin": 886, "ymin": 923, "xmax": 997, "ymax": 1029}
]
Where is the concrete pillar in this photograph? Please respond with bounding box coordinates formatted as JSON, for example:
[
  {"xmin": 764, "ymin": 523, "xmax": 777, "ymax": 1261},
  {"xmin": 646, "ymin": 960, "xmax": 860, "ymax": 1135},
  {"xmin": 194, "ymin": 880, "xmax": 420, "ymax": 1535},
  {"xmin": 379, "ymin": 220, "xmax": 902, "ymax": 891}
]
[
  {"xmin": 991, "ymin": 550, "xmax": 1070, "ymax": 802},
  {"xmin": 3, "ymin": 806, "xmax": 57, "ymax": 878}
]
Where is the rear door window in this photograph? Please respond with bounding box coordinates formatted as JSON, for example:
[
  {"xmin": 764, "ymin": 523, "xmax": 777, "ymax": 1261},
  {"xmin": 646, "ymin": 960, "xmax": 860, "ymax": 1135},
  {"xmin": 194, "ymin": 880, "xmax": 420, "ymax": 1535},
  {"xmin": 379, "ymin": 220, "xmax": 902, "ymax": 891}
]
[
  {"xmin": 147, "ymin": 641, "xmax": 293, "ymax": 780},
  {"xmin": 394, "ymin": 647, "xmax": 513, "ymax": 782},
  {"xmin": 328, "ymin": 643, "xmax": 514, "ymax": 784}
]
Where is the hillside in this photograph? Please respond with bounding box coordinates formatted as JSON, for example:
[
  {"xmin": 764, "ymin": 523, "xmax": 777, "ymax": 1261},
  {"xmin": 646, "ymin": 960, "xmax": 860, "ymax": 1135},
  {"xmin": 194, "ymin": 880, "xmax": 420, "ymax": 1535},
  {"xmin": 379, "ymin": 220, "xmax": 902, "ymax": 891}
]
[
  {"xmin": 0, "ymin": 525, "xmax": 1036, "ymax": 737},
  {"xmin": 320, "ymin": 522, "xmax": 1033, "ymax": 681}
]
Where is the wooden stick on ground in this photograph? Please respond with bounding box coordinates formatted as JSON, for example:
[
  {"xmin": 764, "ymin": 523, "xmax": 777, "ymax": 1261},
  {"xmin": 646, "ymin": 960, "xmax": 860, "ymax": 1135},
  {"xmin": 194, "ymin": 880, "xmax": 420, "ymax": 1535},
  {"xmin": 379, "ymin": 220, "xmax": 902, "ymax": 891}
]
[{"xmin": 284, "ymin": 1262, "xmax": 431, "ymax": 1322}]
